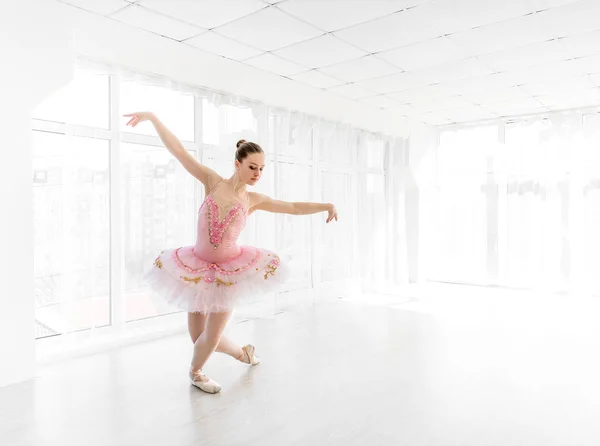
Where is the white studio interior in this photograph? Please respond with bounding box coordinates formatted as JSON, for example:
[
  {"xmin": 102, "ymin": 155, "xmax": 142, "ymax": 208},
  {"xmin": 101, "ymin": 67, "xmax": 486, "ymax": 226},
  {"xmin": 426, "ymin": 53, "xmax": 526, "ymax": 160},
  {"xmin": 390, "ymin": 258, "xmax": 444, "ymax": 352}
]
[{"xmin": 2, "ymin": 0, "xmax": 600, "ymax": 445}]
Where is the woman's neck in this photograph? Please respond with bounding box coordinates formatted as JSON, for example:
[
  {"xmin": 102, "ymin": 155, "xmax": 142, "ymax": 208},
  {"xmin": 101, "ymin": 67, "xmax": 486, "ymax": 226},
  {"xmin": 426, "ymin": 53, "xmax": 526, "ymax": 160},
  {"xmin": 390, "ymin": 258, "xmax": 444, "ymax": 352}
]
[{"xmin": 226, "ymin": 175, "xmax": 247, "ymax": 194}]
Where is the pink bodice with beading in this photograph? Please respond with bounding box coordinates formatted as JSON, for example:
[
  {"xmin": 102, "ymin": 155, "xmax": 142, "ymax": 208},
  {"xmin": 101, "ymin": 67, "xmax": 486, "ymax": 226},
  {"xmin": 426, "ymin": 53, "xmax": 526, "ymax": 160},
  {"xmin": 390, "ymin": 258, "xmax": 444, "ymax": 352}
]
[
  {"xmin": 192, "ymin": 180, "xmax": 250, "ymax": 263},
  {"xmin": 193, "ymin": 195, "xmax": 247, "ymax": 263}
]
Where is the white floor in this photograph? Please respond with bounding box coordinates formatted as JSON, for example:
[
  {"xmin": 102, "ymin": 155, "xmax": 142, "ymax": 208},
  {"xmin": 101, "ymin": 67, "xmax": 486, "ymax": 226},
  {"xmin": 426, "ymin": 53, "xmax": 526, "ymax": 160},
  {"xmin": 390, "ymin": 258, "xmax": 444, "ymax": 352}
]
[{"xmin": 2, "ymin": 283, "xmax": 600, "ymax": 446}]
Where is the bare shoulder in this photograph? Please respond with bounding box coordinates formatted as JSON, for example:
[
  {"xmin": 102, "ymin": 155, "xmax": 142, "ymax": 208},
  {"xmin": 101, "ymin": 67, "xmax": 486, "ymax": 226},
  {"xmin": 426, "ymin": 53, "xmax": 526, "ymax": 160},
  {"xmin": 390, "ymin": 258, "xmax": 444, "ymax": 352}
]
[
  {"xmin": 204, "ymin": 172, "xmax": 224, "ymax": 194},
  {"xmin": 248, "ymin": 191, "xmax": 269, "ymax": 208}
]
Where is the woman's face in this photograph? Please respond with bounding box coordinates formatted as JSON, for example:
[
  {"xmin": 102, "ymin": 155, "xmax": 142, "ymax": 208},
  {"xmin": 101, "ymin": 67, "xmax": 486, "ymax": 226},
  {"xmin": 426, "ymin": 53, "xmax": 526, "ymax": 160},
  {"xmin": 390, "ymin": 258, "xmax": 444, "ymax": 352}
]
[{"xmin": 236, "ymin": 152, "xmax": 265, "ymax": 185}]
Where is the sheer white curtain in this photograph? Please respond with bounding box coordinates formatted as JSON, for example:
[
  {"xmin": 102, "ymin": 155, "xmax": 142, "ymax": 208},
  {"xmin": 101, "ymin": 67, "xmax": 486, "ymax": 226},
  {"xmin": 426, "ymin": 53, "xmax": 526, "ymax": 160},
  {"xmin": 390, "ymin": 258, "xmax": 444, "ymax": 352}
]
[
  {"xmin": 355, "ymin": 132, "xmax": 389, "ymax": 288},
  {"xmin": 433, "ymin": 110, "xmax": 600, "ymax": 295},
  {"xmin": 429, "ymin": 126, "xmax": 496, "ymax": 285},
  {"xmin": 385, "ymin": 137, "xmax": 410, "ymax": 287},
  {"xmin": 316, "ymin": 121, "xmax": 355, "ymax": 284},
  {"xmin": 498, "ymin": 118, "xmax": 576, "ymax": 291},
  {"xmin": 569, "ymin": 113, "xmax": 600, "ymax": 295}
]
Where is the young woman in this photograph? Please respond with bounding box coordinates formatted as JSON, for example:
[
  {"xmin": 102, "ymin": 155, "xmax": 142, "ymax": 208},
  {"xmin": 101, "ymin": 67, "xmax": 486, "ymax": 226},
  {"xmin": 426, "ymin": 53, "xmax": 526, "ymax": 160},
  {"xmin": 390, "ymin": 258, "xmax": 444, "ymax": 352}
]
[{"xmin": 124, "ymin": 112, "xmax": 338, "ymax": 394}]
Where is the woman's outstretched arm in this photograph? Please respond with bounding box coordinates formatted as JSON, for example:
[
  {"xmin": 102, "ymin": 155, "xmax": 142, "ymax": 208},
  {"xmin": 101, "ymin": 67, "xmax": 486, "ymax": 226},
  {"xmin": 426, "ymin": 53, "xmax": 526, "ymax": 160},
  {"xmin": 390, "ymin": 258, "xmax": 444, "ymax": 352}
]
[
  {"xmin": 250, "ymin": 193, "xmax": 338, "ymax": 223},
  {"xmin": 124, "ymin": 112, "xmax": 221, "ymax": 189}
]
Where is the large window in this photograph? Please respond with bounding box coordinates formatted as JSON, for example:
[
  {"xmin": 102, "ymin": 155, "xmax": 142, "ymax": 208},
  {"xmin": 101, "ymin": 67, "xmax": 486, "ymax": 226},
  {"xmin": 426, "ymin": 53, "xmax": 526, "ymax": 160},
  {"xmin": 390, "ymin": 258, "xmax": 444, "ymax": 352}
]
[
  {"xmin": 320, "ymin": 171, "xmax": 353, "ymax": 282},
  {"xmin": 32, "ymin": 64, "xmax": 403, "ymax": 339},
  {"xmin": 276, "ymin": 162, "xmax": 312, "ymax": 290},
  {"xmin": 119, "ymin": 81, "xmax": 195, "ymax": 141},
  {"xmin": 120, "ymin": 143, "xmax": 197, "ymax": 321},
  {"xmin": 433, "ymin": 114, "xmax": 600, "ymax": 295},
  {"xmin": 430, "ymin": 126, "xmax": 496, "ymax": 285},
  {"xmin": 32, "ymin": 131, "xmax": 110, "ymax": 337}
]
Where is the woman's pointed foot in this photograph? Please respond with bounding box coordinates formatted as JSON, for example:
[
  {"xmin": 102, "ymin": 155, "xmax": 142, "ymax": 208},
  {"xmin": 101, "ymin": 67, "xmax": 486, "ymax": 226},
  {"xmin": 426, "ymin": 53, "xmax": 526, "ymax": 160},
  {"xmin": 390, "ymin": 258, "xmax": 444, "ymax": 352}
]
[
  {"xmin": 240, "ymin": 344, "xmax": 260, "ymax": 365},
  {"xmin": 189, "ymin": 369, "xmax": 222, "ymax": 394}
]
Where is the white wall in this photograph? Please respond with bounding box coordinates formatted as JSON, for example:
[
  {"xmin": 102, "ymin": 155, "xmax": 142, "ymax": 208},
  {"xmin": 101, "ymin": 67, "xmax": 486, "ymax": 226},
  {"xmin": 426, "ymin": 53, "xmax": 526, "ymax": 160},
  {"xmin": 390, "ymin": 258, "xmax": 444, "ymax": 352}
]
[
  {"xmin": 0, "ymin": 0, "xmax": 436, "ymax": 388},
  {"xmin": 0, "ymin": 0, "xmax": 74, "ymax": 388}
]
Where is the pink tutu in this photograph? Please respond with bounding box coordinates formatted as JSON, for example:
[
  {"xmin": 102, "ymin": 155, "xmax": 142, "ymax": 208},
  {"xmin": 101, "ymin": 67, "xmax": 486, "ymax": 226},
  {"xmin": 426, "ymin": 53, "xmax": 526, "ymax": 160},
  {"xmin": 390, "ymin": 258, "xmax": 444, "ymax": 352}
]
[
  {"xmin": 145, "ymin": 245, "xmax": 291, "ymax": 313},
  {"xmin": 145, "ymin": 180, "xmax": 292, "ymax": 314}
]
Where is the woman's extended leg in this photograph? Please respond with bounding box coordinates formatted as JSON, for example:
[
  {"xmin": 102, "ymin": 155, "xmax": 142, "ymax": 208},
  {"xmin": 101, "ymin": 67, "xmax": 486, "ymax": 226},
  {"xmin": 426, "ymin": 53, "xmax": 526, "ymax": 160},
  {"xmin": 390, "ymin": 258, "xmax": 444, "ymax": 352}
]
[{"xmin": 188, "ymin": 312, "xmax": 246, "ymax": 361}]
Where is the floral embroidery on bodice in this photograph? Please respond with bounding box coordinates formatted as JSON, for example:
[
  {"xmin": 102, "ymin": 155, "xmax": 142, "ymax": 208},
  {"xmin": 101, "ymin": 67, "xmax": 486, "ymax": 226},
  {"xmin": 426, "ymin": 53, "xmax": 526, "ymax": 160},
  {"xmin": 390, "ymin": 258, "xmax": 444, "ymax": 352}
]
[
  {"xmin": 193, "ymin": 181, "xmax": 249, "ymax": 262},
  {"xmin": 204, "ymin": 195, "xmax": 247, "ymax": 250}
]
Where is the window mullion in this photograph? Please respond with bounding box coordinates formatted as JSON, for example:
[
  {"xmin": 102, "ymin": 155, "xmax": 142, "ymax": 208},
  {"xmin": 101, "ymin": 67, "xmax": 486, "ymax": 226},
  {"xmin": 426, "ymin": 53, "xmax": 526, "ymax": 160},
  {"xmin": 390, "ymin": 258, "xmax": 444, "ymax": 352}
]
[{"xmin": 109, "ymin": 74, "xmax": 124, "ymax": 327}]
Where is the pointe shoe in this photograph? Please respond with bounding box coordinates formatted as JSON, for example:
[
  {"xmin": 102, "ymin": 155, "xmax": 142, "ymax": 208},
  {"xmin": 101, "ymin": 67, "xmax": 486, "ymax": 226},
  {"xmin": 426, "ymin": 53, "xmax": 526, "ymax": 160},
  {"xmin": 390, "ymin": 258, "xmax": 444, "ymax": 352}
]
[
  {"xmin": 241, "ymin": 344, "xmax": 260, "ymax": 365},
  {"xmin": 189, "ymin": 370, "xmax": 222, "ymax": 394}
]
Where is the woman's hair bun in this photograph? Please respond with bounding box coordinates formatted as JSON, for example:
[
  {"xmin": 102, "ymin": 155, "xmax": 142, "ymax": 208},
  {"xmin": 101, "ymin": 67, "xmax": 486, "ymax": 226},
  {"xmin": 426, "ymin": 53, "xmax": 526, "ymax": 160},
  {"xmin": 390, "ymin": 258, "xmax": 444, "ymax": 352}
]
[{"xmin": 236, "ymin": 139, "xmax": 247, "ymax": 149}]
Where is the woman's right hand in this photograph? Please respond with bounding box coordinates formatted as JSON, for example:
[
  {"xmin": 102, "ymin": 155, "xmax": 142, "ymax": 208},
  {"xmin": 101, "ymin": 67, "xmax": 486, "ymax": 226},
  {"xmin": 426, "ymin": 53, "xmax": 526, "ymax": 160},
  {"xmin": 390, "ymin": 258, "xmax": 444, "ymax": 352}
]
[
  {"xmin": 326, "ymin": 204, "xmax": 338, "ymax": 223},
  {"xmin": 123, "ymin": 112, "xmax": 155, "ymax": 128}
]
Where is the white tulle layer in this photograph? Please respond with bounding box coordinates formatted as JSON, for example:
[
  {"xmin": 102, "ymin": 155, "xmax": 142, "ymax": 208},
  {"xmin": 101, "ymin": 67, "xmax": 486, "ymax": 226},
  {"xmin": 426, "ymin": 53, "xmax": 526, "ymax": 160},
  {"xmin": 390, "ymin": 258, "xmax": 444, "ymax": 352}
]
[{"xmin": 144, "ymin": 245, "xmax": 292, "ymax": 314}]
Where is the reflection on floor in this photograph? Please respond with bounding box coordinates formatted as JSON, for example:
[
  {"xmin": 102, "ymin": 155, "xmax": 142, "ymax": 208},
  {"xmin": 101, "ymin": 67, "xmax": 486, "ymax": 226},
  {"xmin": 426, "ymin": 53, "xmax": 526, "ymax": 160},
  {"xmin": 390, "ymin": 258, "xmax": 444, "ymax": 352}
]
[{"xmin": 4, "ymin": 283, "xmax": 600, "ymax": 446}]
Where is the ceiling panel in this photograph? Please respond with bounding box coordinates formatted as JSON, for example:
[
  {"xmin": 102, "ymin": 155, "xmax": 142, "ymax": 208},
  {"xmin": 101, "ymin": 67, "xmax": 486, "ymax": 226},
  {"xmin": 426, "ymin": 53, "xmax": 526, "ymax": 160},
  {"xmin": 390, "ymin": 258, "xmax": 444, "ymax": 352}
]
[
  {"xmin": 479, "ymin": 39, "xmax": 571, "ymax": 72},
  {"xmin": 60, "ymin": 0, "xmax": 130, "ymax": 15},
  {"xmin": 410, "ymin": 95, "xmax": 477, "ymax": 113},
  {"xmin": 483, "ymin": 97, "xmax": 546, "ymax": 114},
  {"xmin": 289, "ymin": 70, "xmax": 347, "ymax": 89},
  {"xmin": 559, "ymin": 30, "xmax": 600, "ymax": 59},
  {"xmin": 386, "ymin": 103, "xmax": 419, "ymax": 116},
  {"xmin": 138, "ymin": 0, "xmax": 266, "ymax": 28},
  {"xmin": 419, "ymin": 110, "xmax": 454, "ymax": 126},
  {"xmin": 111, "ymin": 4, "xmax": 203, "ymax": 41},
  {"xmin": 215, "ymin": 7, "xmax": 323, "ymax": 51},
  {"xmin": 504, "ymin": 59, "xmax": 595, "ymax": 85},
  {"xmin": 518, "ymin": 76, "xmax": 598, "ymax": 96},
  {"xmin": 411, "ymin": 58, "xmax": 494, "ymax": 85},
  {"xmin": 439, "ymin": 73, "xmax": 520, "ymax": 96},
  {"xmin": 358, "ymin": 94, "xmax": 404, "ymax": 109},
  {"xmin": 461, "ymin": 87, "xmax": 533, "ymax": 105},
  {"xmin": 589, "ymin": 74, "xmax": 600, "ymax": 86},
  {"xmin": 244, "ymin": 53, "xmax": 308, "ymax": 77},
  {"xmin": 448, "ymin": 14, "xmax": 557, "ymax": 58},
  {"xmin": 334, "ymin": 6, "xmax": 446, "ymax": 53},
  {"xmin": 447, "ymin": 105, "xmax": 500, "ymax": 123},
  {"xmin": 377, "ymin": 36, "xmax": 469, "ymax": 71},
  {"xmin": 319, "ymin": 55, "xmax": 400, "ymax": 83},
  {"xmin": 356, "ymin": 71, "xmax": 428, "ymax": 94},
  {"xmin": 499, "ymin": 107, "xmax": 550, "ymax": 117},
  {"xmin": 537, "ymin": 0, "xmax": 600, "ymax": 37},
  {"xmin": 528, "ymin": 0, "xmax": 584, "ymax": 9},
  {"xmin": 422, "ymin": 0, "xmax": 538, "ymax": 36},
  {"xmin": 327, "ymin": 83, "xmax": 378, "ymax": 99},
  {"xmin": 535, "ymin": 91, "xmax": 600, "ymax": 109},
  {"xmin": 388, "ymin": 85, "xmax": 453, "ymax": 104},
  {"xmin": 273, "ymin": 35, "xmax": 368, "ymax": 68},
  {"xmin": 185, "ymin": 31, "xmax": 263, "ymax": 60},
  {"xmin": 278, "ymin": 0, "xmax": 410, "ymax": 32}
]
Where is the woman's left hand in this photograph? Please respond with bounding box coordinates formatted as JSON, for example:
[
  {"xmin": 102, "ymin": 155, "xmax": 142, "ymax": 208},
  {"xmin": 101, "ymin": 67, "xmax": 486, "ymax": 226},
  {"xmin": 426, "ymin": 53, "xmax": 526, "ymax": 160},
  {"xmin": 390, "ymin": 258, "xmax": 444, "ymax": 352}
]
[{"xmin": 326, "ymin": 204, "xmax": 338, "ymax": 223}]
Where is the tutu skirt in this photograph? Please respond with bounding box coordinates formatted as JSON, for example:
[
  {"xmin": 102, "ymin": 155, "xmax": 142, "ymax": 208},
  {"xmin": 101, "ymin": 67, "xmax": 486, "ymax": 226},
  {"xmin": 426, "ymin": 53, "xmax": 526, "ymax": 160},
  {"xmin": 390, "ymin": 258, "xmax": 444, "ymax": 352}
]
[{"xmin": 144, "ymin": 245, "xmax": 291, "ymax": 314}]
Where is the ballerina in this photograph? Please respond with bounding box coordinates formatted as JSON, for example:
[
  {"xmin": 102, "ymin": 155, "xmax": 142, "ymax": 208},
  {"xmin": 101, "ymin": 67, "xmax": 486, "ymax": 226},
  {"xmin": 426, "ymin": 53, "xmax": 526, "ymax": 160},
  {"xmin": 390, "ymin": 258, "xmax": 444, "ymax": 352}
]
[{"xmin": 124, "ymin": 112, "xmax": 338, "ymax": 393}]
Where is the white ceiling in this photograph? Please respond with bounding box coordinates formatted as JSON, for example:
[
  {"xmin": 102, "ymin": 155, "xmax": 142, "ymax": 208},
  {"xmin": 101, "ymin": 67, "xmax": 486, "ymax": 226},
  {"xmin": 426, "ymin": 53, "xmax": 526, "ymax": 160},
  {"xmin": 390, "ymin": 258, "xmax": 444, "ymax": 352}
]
[{"xmin": 58, "ymin": 0, "xmax": 600, "ymax": 127}]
